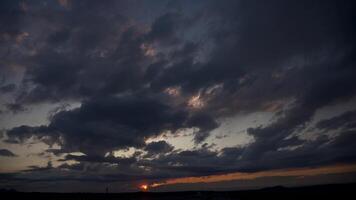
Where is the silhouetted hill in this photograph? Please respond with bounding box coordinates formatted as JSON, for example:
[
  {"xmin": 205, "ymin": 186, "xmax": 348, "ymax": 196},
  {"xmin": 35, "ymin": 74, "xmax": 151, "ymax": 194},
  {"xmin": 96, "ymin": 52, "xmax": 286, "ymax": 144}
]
[
  {"xmin": 258, "ymin": 185, "xmax": 286, "ymax": 191},
  {"xmin": 0, "ymin": 188, "xmax": 18, "ymax": 193},
  {"xmin": 1, "ymin": 182, "xmax": 355, "ymax": 200}
]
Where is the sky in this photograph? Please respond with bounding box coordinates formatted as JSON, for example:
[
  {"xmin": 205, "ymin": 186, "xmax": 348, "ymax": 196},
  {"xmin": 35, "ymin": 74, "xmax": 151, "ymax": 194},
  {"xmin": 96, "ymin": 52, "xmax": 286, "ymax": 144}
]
[{"xmin": 0, "ymin": 0, "xmax": 356, "ymax": 193}]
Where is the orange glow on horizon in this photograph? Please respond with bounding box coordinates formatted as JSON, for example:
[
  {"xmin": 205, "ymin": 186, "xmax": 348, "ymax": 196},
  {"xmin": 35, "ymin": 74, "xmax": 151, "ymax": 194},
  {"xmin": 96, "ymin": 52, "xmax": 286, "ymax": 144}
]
[
  {"xmin": 140, "ymin": 184, "xmax": 149, "ymax": 191},
  {"xmin": 150, "ymin": 163, "xmax": 356, "ymax": 188}
]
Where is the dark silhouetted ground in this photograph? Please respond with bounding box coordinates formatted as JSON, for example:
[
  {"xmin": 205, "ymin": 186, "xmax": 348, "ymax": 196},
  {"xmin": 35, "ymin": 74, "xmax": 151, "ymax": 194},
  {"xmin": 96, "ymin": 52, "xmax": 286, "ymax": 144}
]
[{"xmin": 1, "ymin": 183, "xmax": 355, "ymax": 200}]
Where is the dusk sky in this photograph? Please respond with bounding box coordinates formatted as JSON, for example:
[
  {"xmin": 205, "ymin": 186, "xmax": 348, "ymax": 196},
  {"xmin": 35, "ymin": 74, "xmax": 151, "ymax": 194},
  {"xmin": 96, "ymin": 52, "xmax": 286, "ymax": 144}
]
[{"xmin": 0, "ymin": 0, "xmax": 356, "ymax": 192}]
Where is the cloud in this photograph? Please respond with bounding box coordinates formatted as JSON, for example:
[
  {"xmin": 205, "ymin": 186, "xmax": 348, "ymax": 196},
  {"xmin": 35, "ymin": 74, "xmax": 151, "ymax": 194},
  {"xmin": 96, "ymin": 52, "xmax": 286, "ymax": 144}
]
[
  {"xmin": 6, "ymin": 94, "xmax": 218, "ymax": 155},
  {"xmin": 5, "ymin": 103, "xmax": 26, "ymax": 113},
  {"xmin": 1, "ymin": 0, "xmax": 356, "ymax": 192},
  {"xmin": 145, "ymin": 141, "xmax": 174, "ymax": 155},
  {"xmin": 316, "ymin": 110, "xmax": 356, "ymax": 131},
  {"xmin": 61, "ymin": 154, "xmax": 136, "ymax": 166},
  {"xmin": 151, "ymin": 163, "xmax": 356, "ymax": 188},
  {"xmin": 0, "ymin": 0, "xmax": 25, "ymax": 41},
  {"xmin": 0, "ymin": 83, "xmax": 16, "ymax": 94},
  {"xmin": 145, "ymin": 12, "xmax": 182, "ymax": 44},
  {"xmin": 22, "ymin": 161, "xmax": 53, "ymax": 172},
  {"xmin": 0, "ymin": 149, "xmax": 17, "ymax": 157}
]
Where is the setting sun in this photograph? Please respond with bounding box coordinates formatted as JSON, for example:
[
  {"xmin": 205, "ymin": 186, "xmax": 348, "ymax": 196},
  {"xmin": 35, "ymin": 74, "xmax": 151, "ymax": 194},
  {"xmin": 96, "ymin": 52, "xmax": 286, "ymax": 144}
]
[{"xmin": 139, "ymin": 184, "xmax": 149, "ymax": 191}]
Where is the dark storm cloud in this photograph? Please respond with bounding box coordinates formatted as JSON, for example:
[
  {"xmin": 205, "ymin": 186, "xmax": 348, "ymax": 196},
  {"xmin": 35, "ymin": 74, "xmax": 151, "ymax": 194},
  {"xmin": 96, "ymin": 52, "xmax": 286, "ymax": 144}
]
[
  {"xmin": 246, "ymin": 130, "xmax": 356, "ymax": 171},
  {"xmin": 0, "ymin": 0, "xmax": 24, "ymax": 41},
  {"xmin": 145, "ymin": 140, "xmax": 174, "ymax": 154},
  {"xmin": 239, "ymin": 56, "xmax": 356, "ymax": 165},
  {"xmin": 211, "ymin": 0, "xmax": 356, "ymax": 67},
  {"xmin": 187, "ymin": 112, "xmax": 219, "ymax": 143},
  {"xmin": 16, "ymin": 18, "xmax": 141, "ymax": 103},
  {"xmin": 6, "ymin": 125, "xmax": 58, "ymax": 145},
  {"xmin": 57, "ymin": 162, "xmax": 86, "ymax": 171},
  {"xmin": 0, "ymin": 149, "xmax": 17, "ymax": 157},
  {"xmin": 0, "ymin": 172, "xmax": 26, "ymax": 182},
  {"xmin": 177, "ymin": 0, "xmax": 356, "ymax": 171},
  {"xmin": 22, "ymin": 161, "xmax": 53, "ymax": 172},
  {"xmin": 145, "ymin": 148, "xmax": 224, "ymax": 176},
  {"xmin": 8, "ymin": 1, "xmax": 203, "ymax": 105},
  {"xmin": 144, "ymin": 130, "xmax": 356, "ymax": 175},
  {"xmin": 316, "ymin": 110, "xmax": 356, "ymax": 131},
  {"xmin": 1, "ymin": 0, "xmax": 356, "ymax": 192},
  {"xmin": 0, "ymin": 83, "xmax": 16, "ymax": 94},
  {"xmin": 7, "ymin": 94, "xmax": 217, "ymax": 155},
  {"xmin": 145, "ymin": 12, "xmax": 182, "ymax": 44},
  {"xmin": 5, "ymin": 103, "xmax": 26, "ymax": 113}
]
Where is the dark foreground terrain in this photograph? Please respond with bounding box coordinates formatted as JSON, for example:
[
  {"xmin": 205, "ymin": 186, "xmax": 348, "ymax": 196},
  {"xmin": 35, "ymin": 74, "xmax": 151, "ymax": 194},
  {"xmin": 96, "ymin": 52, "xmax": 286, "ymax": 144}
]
[{"xmin": 1, "ymin": 183, "xmax": 355, "ymax": 200}]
